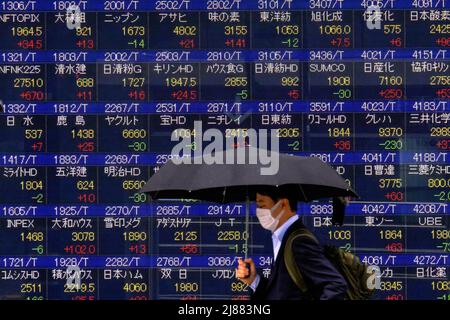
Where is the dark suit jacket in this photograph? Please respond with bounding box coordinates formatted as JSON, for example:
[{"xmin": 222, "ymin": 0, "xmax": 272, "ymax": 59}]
[{"xmin": 251, "ymin": 219, "xmax": 348, "ymax": 300}]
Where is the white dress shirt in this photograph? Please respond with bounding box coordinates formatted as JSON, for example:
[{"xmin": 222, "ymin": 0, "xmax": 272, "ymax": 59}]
[{"xmin": 249, "ymin": 214, "xmax": 299, "ymax": 291}]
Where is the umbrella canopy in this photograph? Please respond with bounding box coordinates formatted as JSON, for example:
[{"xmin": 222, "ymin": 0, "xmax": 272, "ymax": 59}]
[
  {"xmin": 141, "ymin": 147, "xmax": 358, "ymax": 261},
  {"xmin": 141, "ymin": 147, "xmax": 358, "ymax": 203}
]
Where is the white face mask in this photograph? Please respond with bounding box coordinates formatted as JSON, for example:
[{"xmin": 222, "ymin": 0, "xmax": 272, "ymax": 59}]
[{"xmin": 256, "ymin": 200, "xmax": 285, "ymax": 232}]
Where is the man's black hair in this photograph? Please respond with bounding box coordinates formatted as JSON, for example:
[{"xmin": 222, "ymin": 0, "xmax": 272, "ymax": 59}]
[{"xmin": 255, "ymin": 185, "xmax": 298, "ymax": 212}]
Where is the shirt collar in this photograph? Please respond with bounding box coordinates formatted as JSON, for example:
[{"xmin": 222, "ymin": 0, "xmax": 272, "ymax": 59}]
[{"xmin": 272, "ymin": 214, "xmax": 299, "ymax": 242}]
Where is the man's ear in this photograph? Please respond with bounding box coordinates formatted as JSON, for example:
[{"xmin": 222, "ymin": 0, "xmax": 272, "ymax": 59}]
[{"xmin": 281, "ymin": 198, "xmax": 289, "ymax": 210}]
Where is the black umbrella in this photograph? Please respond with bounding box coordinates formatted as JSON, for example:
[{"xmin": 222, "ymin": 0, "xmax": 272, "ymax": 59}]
[
  {"xmin": 141, "ymin": 146, "xmax": 358, "ymax": 260},
  {"xmin": 142, "ymin": 147, "xmax": 356, "ymax": 202}
]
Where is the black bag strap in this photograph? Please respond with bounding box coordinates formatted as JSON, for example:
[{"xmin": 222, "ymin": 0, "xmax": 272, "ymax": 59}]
[{"xmin": 283, "ymin": 229, "xmax": 318, "ymax": 294}]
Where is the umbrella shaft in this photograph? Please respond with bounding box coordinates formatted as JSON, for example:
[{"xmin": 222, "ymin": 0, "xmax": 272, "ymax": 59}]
[{"xmin": 244, "ymin": 196, "xmax": 249, "ymax": 260}]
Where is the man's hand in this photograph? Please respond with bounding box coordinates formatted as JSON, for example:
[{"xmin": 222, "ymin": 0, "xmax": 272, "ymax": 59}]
[{"xmin": 236, "ymin": 258, "xmax": 256, "ymax": 285}]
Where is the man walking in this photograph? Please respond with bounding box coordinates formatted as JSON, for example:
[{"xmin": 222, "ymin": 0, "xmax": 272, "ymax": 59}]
[{"xmin": 236, "ymin": 186, "xmax": 348, "ymax": 300}]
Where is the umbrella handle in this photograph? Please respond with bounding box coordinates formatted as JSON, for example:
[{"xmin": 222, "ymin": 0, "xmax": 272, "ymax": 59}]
[{"xmin": 242, "ymin": 195, "xmax": 250, "ymax": 279}]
